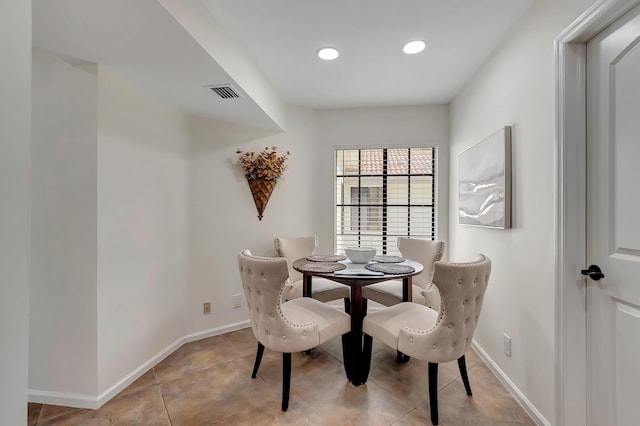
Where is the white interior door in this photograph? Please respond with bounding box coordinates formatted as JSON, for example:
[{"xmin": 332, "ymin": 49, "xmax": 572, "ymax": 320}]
[{"xmin": 586, "ymin": 4, "xmax": 640, "ymax": 425}]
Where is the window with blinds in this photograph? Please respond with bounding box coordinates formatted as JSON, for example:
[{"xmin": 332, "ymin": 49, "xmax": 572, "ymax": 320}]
[{"xmin": 335, "ymin": 148, "xmax": 435, "ymax": 256}]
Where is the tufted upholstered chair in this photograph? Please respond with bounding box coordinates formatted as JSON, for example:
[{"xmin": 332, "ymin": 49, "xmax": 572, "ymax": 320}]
[
  {"xmin": 361, "ymin": 254, "xmax": 491, "ymax": 425},
  {"xmin": 274, "ymin": 236, "xmax": 351, "ymax": 311},
  {"xmin": 237, "ymin": 249, "xmax": 351, "ymax": 411},
  {"xmin": 362, "ymin": 237, "xmax": 445, "ymax": 311}
]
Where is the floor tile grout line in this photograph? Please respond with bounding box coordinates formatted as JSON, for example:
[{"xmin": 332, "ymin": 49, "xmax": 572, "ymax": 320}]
[
  {"xmin": 317, "ymin": 346, "xmax": 344, "ymax": 364},
  {"xmin": 367, "ymin": 375, "xmax": 427, "ymax": 411},
  {"xmin": 389, "ymin": 407, "xmax": 419, "ymax": 425},
  {"xmin": 35, "ymin": 404, "xmax": 42, "ymax": 425},
  {"xmin": 36, "ymin": 405, "xmax": 83, "ymax": 425},
  {"xmin": 156, "ymin": 369, "xmax": 174, "ymax": 426},
  {"xmin": 220, "ymin": 333, "xmax": 247, "ymax": 361}
]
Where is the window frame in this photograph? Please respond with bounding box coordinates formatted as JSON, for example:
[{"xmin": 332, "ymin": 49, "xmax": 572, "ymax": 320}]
[{"xmin": 334, "ymin": 147, "xmax": 436, "ymax": 255}]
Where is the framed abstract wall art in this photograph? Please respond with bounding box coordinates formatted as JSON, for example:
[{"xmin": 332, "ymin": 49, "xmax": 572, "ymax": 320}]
[{"xmin": 458, "ymin": 126, "xmax": 511, "ymax": 229}]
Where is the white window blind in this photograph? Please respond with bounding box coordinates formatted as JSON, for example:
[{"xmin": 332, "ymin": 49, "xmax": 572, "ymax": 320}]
[{"xmin": 335, "ymin": 148, "xmax": 435, "ymax": 256}]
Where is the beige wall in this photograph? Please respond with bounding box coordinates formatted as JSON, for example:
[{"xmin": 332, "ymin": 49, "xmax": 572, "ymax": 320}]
[{"xmin": 449, "ymin": 0, "xmax": 594, "ymax": 422}]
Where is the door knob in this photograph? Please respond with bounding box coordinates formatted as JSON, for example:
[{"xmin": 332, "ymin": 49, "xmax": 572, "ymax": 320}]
[{"xmin": 581, "ymin": 264, "xmax": 605, "ymax": 281}]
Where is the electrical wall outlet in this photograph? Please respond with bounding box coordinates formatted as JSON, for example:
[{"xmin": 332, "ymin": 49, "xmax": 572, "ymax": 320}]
[
  {"xmin": 503, "ymin": 334, "xmax": 512, "ymax": 357},
  {"xmin": 203, "ymin": 301, "xmax": 211, "ymax": 315},
  {"xmin": 232, "ymin": 294, "xmax": 242, "ymax": 309}
]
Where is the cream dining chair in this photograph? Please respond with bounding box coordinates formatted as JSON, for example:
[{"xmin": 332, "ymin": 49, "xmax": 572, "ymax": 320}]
[
  {"xmin": 237, "ymin": 249, "xmax": 351, "ymax": 411},
  {"xmin": 274, "ymin": 236, "xmax": 351, "ymax": 312},
  {"xmin": 361, "ymin": 254, "xmax": 491, "ymax": 425},
  {"xmin": 362, "ymin": 237, "xmax": 445, "ymax": 312}
]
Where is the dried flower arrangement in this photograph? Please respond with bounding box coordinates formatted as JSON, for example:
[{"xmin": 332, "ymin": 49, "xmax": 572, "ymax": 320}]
[
  {"xmin": 236, "ymin": 145, "xmax": 290, "ymax": 181},
  {"xmin": 236, "ymin": 146, "xmax": 291, "ymax": 221}
]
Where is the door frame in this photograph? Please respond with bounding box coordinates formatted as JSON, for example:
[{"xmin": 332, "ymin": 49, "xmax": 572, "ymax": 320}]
[{"xmin": 555, "ymin": 0, "xmax": 640, "ymax": 424}]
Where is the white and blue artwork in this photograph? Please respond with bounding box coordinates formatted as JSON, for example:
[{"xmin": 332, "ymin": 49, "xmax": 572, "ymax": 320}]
[{"xmin": 458, "ymin": 127, "xmax": 511, "ymax": 228}]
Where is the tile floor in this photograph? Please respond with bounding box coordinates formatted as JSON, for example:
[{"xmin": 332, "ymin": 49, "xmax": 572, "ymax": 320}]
[{"xmin": 28, "ymin": 327, "xmax": 535, "ymax": 425}]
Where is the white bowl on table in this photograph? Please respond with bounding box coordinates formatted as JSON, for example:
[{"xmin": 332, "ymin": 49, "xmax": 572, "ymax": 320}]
[{"xmin": 345, "ymin": 247, "xmax": 376, "ymax": 264}]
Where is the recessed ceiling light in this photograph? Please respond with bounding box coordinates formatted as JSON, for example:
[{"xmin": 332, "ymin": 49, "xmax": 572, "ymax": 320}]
[
  {"xmin": 403, "ymin": 40, "xmax": 426, "ymax": 55},
  {"xmin": 317, "ymin": 47, "xmax": 339, "ymax": 60}
]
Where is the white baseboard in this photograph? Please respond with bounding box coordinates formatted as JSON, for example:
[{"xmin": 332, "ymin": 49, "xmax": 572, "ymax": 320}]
[
  {"xmin": 28, "ymin": 320, "xmax": 252, "ymax": 409},
  {"xmin": 183, "ymin": 320, "xmax": 251, "ymax": 344},
  {"xmin": 471, "ymin": 341, "xmax": 550, "ymax": 426},
  {"xmin": 28, "ymin": 389, "xmax": 99, "ymax": 410}
]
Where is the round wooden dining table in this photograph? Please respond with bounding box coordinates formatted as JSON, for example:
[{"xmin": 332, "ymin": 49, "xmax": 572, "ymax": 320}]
[{"xmin": 292, "ymin": 257, "xmax": 423, "ymax": 386}]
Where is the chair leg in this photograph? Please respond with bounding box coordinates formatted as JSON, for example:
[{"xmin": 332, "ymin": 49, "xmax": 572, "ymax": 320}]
[
  {"xmin": 396, "ymin": 350, "xmax": 411, "ymax": 363},
  {"xmin": 362, "ymin": 298, "xmax": 368, "ymax": 316},
  {"xmin": 428, "ymin": 362, "xmax": 439, "ymax": 425},
  {"xmin": 282, "ymin": 353, "xmax": 291, "ymax": 411},
  {"xmin": 251, "ymin": 343, "xmax": 265, "ymax": 378},
  {"xmin": 362, "ymin": 334, "xmax": 373, "ymax": 383},
  {"xmin": 343, "ymin": 297, "xmax": 351, "ymax": 313},
  {"xmin": 458, "ymin": 355, "xmax": 472, "ymax": 395}
]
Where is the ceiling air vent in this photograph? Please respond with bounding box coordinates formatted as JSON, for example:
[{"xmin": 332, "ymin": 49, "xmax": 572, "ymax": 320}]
[{"xmin": 205, "ymin": 84, "xmax": 241, "ymax": 99}]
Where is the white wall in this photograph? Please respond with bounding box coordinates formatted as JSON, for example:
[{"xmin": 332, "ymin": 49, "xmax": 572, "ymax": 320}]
[
  {"xmin": 30, "ymin": 50, "xmax": 99, "ymax": 397},
  {"xmin": 316, "ymin": 105, "xmax": 450, "ymax": 251},
  {"xmin": 28, "ymin": 80, "xmax": 446, "ymax": 404},
  {"xmin": 158, "ymin": 0, "xmax": 286, "ymax": 131},
  {"xmin": 187, "ymin": 104, "xmax": 449, "ymax": 329},
  {"xmin": 0, "ymin": 1, "xmax": 31, "ymax": 423},
  {"xmin": 97, "ymin": 68, "xmax": 190, "ymax": 394},
  {"xmin": 187, "ymin": 105, "xmax": 317, "ymax": 331},
  {"xmin": 448, "ymin": 0, "xmax": 593, "ymax": 422},
  {"xmin": 28, "ymin": 59, "xmax": 191, "ymax": 405},
  {"xmin": 24, "ymin": 4, "xmax": 605, "ymax": 421},
  {"xmin": 25, "ymin": 33, "xmax": 447, "ymax": 413}
]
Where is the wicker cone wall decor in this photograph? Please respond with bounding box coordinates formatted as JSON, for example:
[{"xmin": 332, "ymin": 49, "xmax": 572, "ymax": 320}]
[
  {"xmin": 248, "ymin": 178, "xmax": 276, "ymax": 221},
  {"xmin": 236, "ymin": 146, "xmax": 290, "ymax": 221}
]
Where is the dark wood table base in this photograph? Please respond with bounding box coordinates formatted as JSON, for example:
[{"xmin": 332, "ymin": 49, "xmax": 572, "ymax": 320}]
[{"xmin": 299, "ymin": 266, "xmax": 417, "ymax": 386}]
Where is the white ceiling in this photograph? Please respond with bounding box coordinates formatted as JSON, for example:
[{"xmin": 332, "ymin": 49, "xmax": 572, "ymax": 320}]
[{"xmin": 32, "ymin": 0, "xmax": 533, "ymax": 129}]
